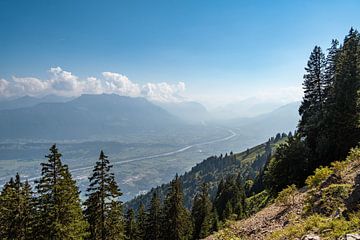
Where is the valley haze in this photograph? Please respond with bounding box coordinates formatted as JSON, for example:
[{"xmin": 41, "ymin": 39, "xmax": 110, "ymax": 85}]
[{"xmin": 0, "ymin": 93, "xmax": 299, "ymax": 200}]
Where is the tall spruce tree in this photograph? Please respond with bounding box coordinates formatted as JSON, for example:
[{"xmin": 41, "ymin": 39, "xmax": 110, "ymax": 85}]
[
  {"xmin": 325, "ymin": 28, "xmax": 360, "ymax": 162},
  {"xmin": 316, "ymin": 39, "xmax": 340, "ymax": 164},
  {"xmin": 298, "ymin": 45, "xmax": 326, "ymax": 166},
  {"xmin": 0, "ymin": 174, "xmax": 35, "ymax": 240},
  {"xmin": 84, "ymin": 150, "xmax": 124, "ymax": 240},
  {"xmin": 263, "ymin": 134, "xmax": 309, "ymax": 193},
  {"xmin": 125, "ymin": 208, "xmax": 138, "ymax": 240},
  {"xmin": 144, "ymin": 192, "xmax": 162, "ymax": 240},
  {"xmin": 191, "ymin": 183, "xmax": 213, "ymax": 240},
  {"xmin": 162, "ymin": 174, "xmax": 192, "ymax": 240},
  {"xmin": 35, "ymin": 144, "xmax": 88, "ymax": 240},
  {"xmin": 136, "ymin": 204, "xmax": 146, "ymax": 240},
  {"xmin": 214, "ymin": 175, "xmax": 246, "ymax": 221}
]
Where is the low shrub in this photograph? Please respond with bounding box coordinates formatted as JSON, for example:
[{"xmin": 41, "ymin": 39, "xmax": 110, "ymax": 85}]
[
  {"xmin": 305, "ymin": 166, "xmax": 333, "ymax": 188},
  {"xmin": 276, "ymin": 184, "xmax": 297, "ymax": 206}
]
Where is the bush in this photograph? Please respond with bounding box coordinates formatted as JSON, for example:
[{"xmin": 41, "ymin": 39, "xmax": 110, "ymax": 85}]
[
  {"xmin": 346, "ymin": 147, "xmax": 360, "ymax": 162},
  {"xmin": 276, "ymin": 184, "xmax": 297, "ymax": 206},
  {"xmin": 305, "ymin": 166, "xmax": 333, "ymax": 188},
  {"xmin": 304, "ymin": 183, "xmax": 352, "ymax": 216}
]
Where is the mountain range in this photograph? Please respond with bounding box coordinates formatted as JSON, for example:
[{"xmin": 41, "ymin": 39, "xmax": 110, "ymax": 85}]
[
  {"xmin": 0, "ymin": 94, "xmax": 300, "ymax": 141},
  {"xmin": 0, "ymin": 94, "xmax": 182, "ymax": 140}
]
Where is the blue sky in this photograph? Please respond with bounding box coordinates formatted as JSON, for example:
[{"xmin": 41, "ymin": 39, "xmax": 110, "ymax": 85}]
[{"xmin": 0, "ymin": 0, "xmax": 359, "ymax": 106}]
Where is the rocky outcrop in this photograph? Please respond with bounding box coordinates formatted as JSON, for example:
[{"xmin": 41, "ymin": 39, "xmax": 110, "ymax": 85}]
[
  {"xmin": 346, "ymin": 174, "xmax": 360, "ymax": 211},
  {"xmin": 338, "ymin": 233, "xmax": 360, "ymax": 240},
  {"xmin": 301, "ymin": 234, "xmax": 320, "ymax": 240}
]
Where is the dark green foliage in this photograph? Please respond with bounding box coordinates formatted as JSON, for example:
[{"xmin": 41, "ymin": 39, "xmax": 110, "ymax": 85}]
[
  {"xmin": 214, "ymin": 174, "xmax": 246, "ymax": 221},
  {"xmin": 264, "ymin": 134, "xmax": 309, "ymax": 193},
  {"xmin": 144, "ymin": 192, "xmax": 162, "ymax": 240},
  {"xmin": 136, "ymin": 204, "xmax": 146, "ymax": 240},
  {"xmin": 0, "ymin": 174, "xmax": 35, "ymax": 240},
  {"xmin": 84, "ymin": 150, "xmax": 124, "ymax": 240},
  {"xmin": 298, "ymin": 45, "xmax": 326, "ymax": 166},
  {"xmin": 260, "ymin": 28, "xmax": 360, "ymax": 199},
  {"xmin": 125, "ymin": 209, "xmax": 138, "ymax": 240},
  {"xmin": 162, "ymin": 174, "xmax": 193, "ymax": 240},
  {"xmin": 323, "ymin": 29, "xmax": 360, "ymax": 163},
  {"xmin": 191, "ymin": 183, "xmax": 214, "ymax": 240},
  {"xmin": 35, "ymin": 144, "xmax": 88, "ymax": 240}
]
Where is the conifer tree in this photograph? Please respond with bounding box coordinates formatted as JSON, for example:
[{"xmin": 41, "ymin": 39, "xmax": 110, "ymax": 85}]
[
  {"xmin": 214, "ymin": 175, "xmax": 246, "ymax": 221},
  {"xmin": 145, "ymin": 192, "xmax": 162, "ymax": 240},
  {"xmin": 125, "ymin": 208, "xmax": 138, "ymax": 240},
  {"xmin": 35, "ymin": 144, "xmax": 88, "ymax": 240},
  {"xmin": 0, "ymin": 174, "xmax": 35, "ymax": 240},
  {"xmin": 136, "ymin": 204, "xmax": 146, "ymax": 240},
  {"xmin": 316, "ymin": 39, "xmax": 340, "ymax": 164},
  {"xmin": 84, "ymin": 150, "xmax": 124, "ymax": 240},
  {"xmin": 325, "ymin": 29, "xmax": 360, "ymax": 162},
  {"xmin": 162, "ymin": 174, "xmax": 192, "ymax": 240},
  {"xmin": 223, "ymin": 201, "xmax": 233, "ymax": 220},
  {"xmin": 298, "ymin": 45, "xmax": 326, "ymax": 164},
  {"xmin": 191, "ymin": 183, "xmax": 213, "ymax": 240}
]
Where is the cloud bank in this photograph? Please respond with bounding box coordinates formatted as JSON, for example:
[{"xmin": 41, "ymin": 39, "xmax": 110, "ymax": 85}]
[{"xmin": 0, "ymin": 67, "xmax": 186, "ymax": 103}]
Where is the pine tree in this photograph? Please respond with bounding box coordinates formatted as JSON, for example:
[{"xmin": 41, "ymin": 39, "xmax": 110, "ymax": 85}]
[
  {"xmin": 0, "ymin": 174, "xmax": 35, "ymax": 240},
  {"xmin": 35, "ymin": 144, "xmax": 88, "ymax": 240},
  {"xmin": 214, "ymin": 175, "xmax": 246, "ymax": 221},
  {"xmin": 125, "ymin": 208, "xmax": 138, "ymax": 240},
  {"xmin": 315, "ymin": 39, "xmax": 340, "ymax": 164},
  {"xmin": 298, "ymin": 45, "xmax": 326, "ymax": 165},
  {"xmin": 263, "ymin": 134, "xmax": 309, "ymax": 193},
  {"xmin": 325, "ymin": 29, "xmax": 360, "ymax": 162},
  {"xmin": 84, "ymin": 150, "xmax": 124, "ymax": 240},
  {"xmin": 145, "ymin": 192, "xmax": 162, "ymax": 240},
  {"xmin": 107, "ymin": 201, "xmax": 125, "ymax": 240},
  {"xmin": 223, "ymin": 201, "xmax": 233, "ymax": 220},
  {"xmin": 191, "ymin": 183, "xmax": 213, "ymax": 240},
  {"xmin": 136, "ymin": 204, "xmax": 146, "ymax": 240},
  {"xmin": 162, "ymin": 174, "xmax": 192, "ymax": 240}
]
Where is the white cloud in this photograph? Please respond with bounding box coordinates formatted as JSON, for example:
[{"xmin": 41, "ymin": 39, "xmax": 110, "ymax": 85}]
[
  {"xmin": 0, "ymin": 67, "xmax": 187, "ymax": 103},
  {"xmin": 12, "ymin": 76, "xmax": 49, "ymax": 96},
  {"xmin": 0, "ymin": 79, "xmax": 10, "ymax": 97},
  {"xmin": 102, "ymin": 72, "xmax": 141, "ymax": 97},
  {"xmin": 49, "ymin": 67, "xmax": 79, "ymax": 92},
  {"xmin": 141, "ymin": 82, "xmax": 186, "ymax": 102}
]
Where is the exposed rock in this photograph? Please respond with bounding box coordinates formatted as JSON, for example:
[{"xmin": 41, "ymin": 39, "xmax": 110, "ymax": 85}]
[
  {"xmin": 345, "ymin": 174, "xmax": 360, "ymax": 211},
  {"xmin": 338, "ymin": 233, "xmax": 360, "ymax": 240},
  {"xmin": 301, "ymin": 234, "xmax": 321, "ymax": 240},
  {"xmin": 320, "ymin": 173, "xmax": 341, "ymax": 188}
]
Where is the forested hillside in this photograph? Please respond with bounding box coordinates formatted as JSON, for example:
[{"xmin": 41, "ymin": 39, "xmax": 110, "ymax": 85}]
[{"xmin": 126, "ymin": 133, "xmax": 287, "ymax": 210}]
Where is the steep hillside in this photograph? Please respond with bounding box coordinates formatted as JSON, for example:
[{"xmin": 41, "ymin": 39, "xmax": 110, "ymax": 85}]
[
  {"xmin": 126, "ymin": 135, "xmax": 287, "ymax": 210},
  {"xmin": 205, "ymin": 148, "xmax": 360, "ymax": 240}
]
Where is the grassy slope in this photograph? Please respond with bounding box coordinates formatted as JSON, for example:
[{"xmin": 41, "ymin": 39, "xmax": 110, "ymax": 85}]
[{"xmin": 205, "ymin": 148, "xmax": 360, "ymax": 240}]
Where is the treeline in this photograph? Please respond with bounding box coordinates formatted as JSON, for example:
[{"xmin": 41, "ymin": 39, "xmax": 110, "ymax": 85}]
[
  {"xmin": 254, "ymin": 28, "xmax": 360, "ymax": 195},
  {"xmin": 0, "ymin": 144, "xmax": 242, "ymax": 240},
  {"xmin": 0, "ymin": 145, "xmax": 123, "ymax": 239},
  {"xmin": 0, "ymin": 135, "xmax": 286, "ymax": 240},
  {"xmin": 126, "ymin": 133, "xmax": 284, "ymax": 212}
]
